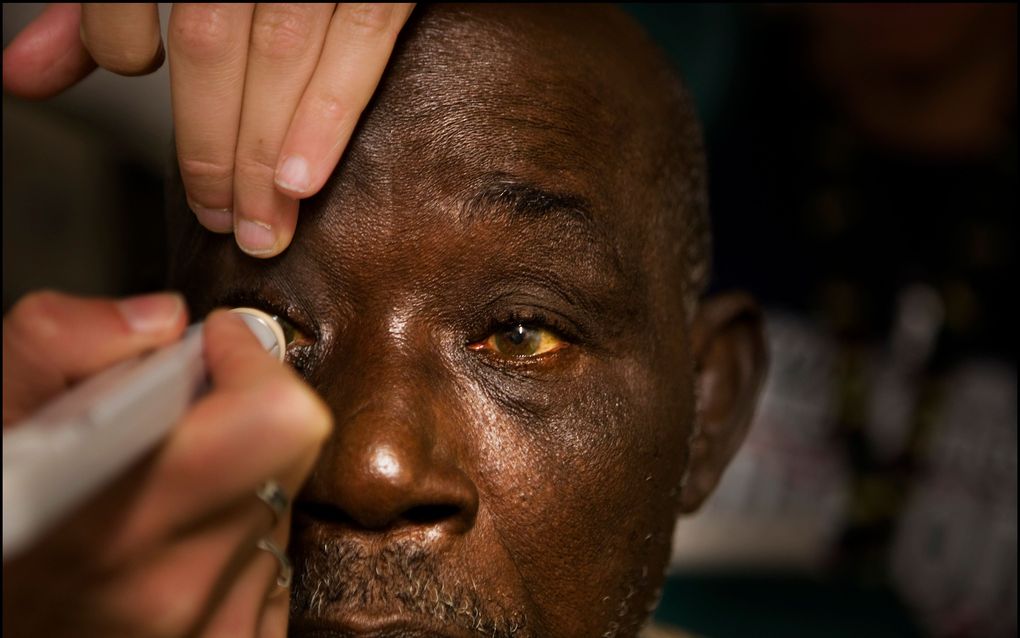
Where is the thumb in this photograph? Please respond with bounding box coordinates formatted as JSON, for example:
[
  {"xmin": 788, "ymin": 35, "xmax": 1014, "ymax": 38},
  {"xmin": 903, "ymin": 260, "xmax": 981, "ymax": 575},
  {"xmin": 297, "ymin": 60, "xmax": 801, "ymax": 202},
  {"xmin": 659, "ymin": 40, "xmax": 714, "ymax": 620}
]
[{"xmin": 2, "ymin": 290, "xmax": 188, "ymax": 425}]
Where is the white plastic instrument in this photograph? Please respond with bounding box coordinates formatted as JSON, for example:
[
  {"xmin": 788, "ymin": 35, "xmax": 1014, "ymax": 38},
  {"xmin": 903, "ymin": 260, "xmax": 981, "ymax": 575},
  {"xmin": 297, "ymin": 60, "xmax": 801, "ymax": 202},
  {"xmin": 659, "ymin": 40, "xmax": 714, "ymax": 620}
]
[{"xmin": 2, "ymin": 307, "xmax": 286, "ymax": 560}]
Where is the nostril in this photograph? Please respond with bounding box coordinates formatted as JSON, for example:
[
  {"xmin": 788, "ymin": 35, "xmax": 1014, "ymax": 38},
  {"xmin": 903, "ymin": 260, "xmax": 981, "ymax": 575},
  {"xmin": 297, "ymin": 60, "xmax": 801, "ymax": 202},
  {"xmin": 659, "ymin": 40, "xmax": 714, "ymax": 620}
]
[
  {"xmin": 297, "ymin": 499, "xmax": 467, "ymax": 531},
  {"xmin": 296, "ymin": 500, "xmax": 356, "ymax": 526},
  {"xmin": 402, "ymin": 504, "xmax": 461, "ymax": 525}
]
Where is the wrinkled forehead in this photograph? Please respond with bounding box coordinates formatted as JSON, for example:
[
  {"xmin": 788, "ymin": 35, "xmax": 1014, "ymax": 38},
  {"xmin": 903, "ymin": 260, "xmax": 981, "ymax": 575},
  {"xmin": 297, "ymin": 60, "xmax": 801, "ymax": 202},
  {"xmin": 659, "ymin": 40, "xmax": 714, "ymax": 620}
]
[{"xmin": 316, "ymin": 5, "xmax": 652, "ymax": 242}]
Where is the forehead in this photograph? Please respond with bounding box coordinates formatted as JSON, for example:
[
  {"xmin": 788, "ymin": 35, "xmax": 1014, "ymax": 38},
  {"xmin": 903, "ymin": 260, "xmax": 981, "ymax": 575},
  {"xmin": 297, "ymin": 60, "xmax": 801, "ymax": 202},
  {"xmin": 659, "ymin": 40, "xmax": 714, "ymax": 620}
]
[
  {"xmin": 314, "ymin": 5, "xmax": 654, "ymax": 256},
  {"xmin": 373, "ymin": 9, "xmax": 615, "ymax": 167}
]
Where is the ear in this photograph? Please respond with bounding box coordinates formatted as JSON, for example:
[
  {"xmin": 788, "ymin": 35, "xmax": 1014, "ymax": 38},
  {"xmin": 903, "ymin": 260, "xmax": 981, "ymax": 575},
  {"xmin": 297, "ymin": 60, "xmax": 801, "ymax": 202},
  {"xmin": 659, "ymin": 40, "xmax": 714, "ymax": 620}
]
[{"xmin": 679, "ymin": 291, "xmax": 767, "ymax": 514}]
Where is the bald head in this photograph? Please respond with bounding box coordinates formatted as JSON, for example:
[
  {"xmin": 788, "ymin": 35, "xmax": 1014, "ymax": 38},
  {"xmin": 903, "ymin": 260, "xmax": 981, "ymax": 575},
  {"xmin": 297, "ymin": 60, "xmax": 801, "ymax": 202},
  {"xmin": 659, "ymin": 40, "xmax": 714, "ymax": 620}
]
[{"xmin": 166, "ymin": 6, "xmax": 760, "ymax": 638}]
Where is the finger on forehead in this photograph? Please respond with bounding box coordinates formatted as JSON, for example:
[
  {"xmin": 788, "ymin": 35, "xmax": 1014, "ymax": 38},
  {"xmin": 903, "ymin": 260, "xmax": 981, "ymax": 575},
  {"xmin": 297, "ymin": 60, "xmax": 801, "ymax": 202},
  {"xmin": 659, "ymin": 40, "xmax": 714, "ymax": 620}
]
[
  {"xmin": 231, "ymin": 3, "xmax": 335, "ymax": 258},
  {"xmin": 80, "ymin": 3, "xmax": 163, "ymax": 76},
  {"xmin": 275, "ymin": 3, "xmax": 415, "ymax": 199},
  {"xmin": 168, "ymin": 3, "xmax": 255, "ymax": 230}
]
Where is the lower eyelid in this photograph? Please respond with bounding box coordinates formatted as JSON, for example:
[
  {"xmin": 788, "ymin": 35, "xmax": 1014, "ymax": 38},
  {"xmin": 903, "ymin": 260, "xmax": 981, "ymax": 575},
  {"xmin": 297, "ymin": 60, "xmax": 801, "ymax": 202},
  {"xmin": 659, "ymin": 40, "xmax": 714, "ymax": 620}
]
[
  {"xmin": 476, "ymin": 347, "xmax": 575, "ymax": 376},
  {"xmin": 283, "ymin": 346, "xmax": 315, "ymax": 375}
]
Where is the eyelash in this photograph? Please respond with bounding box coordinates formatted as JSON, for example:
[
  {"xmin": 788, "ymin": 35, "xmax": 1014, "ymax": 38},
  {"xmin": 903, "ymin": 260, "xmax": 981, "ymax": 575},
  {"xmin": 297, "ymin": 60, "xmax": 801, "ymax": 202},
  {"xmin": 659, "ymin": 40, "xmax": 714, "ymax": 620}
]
[{"xmin": 480, "ymin": 310, "xmax": 575, "ymax": 345}]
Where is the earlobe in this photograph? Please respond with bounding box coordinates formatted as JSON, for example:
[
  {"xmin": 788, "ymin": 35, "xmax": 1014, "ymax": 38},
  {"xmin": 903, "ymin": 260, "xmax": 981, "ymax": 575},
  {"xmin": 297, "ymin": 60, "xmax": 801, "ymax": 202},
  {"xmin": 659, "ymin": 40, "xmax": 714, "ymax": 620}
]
[{"xmin": 679, "ymin": 291, "xmax": 767, "ymax": 514}]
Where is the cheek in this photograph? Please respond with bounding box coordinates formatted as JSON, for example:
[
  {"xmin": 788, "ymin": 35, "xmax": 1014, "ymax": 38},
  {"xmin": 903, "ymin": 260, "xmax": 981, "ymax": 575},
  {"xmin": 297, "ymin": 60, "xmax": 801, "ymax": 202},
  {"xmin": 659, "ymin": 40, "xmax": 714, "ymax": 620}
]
[{"xmin": 464, "ymin": 357, "xmax": 692, "ymax": 635}]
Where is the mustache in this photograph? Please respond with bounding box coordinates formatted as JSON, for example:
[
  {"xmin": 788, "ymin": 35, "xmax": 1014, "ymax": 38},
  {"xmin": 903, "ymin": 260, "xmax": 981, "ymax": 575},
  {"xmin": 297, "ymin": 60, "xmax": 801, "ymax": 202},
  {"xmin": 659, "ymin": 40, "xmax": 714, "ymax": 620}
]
[{"xmin": 289, "ymin": 537, "xmax": 529, "ymax": 638}]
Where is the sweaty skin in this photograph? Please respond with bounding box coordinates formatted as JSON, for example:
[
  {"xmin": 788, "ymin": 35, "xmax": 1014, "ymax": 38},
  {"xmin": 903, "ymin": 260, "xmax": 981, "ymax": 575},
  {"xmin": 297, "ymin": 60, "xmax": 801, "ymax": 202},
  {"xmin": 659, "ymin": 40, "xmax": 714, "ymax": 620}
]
[{"xmin": 167, "ymin": 5, "xmax": 764, "ymax": 637}]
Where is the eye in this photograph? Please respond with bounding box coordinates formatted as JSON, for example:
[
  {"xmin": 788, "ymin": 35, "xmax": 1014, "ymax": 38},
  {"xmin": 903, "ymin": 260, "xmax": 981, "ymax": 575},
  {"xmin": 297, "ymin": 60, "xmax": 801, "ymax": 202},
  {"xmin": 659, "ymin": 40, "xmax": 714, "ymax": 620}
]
[
  {"xmin": 469, "ymin": 323, "xmax": 566, "ymax": 359},
  {"xmin": 271, "ymin": 314, "xmax": 312, "ymax": 350}
]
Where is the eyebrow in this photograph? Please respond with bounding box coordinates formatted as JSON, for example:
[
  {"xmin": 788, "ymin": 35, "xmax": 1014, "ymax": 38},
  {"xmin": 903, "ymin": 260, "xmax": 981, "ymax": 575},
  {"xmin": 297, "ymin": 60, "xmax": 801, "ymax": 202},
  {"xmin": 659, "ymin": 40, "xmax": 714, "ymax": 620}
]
[
  {"xmin": 461, "ymin": 178, "xmax": 596, "ymax": 230},
  {"xmin": 459, "ymin": 176, "xmax": 629, "ymax": 283}
]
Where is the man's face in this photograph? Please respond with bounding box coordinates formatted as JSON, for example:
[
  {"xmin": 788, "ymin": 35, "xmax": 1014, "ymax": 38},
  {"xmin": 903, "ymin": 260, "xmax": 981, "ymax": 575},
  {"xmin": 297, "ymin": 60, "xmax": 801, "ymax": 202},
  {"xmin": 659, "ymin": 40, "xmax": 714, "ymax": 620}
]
[{"xmin": 170, "ymin": 7, "xmax": 753, "ymax": 637}]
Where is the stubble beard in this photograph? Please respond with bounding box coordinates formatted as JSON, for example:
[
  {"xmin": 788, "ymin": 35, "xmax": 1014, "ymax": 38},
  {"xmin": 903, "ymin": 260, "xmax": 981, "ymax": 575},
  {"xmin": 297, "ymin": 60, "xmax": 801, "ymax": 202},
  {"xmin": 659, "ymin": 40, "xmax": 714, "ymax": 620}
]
[{"xmin": 288, "ymin": 537, "xmax": 530, "ymax": 638}]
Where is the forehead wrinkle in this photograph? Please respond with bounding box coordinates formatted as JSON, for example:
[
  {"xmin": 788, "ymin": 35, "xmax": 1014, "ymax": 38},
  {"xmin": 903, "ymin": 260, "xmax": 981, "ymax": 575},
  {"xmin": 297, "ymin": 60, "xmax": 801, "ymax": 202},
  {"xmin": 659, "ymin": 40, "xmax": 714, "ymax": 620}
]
[
  {"xmin": 368, "ymin": 11, "xmax": 617, "ymax": 173},
  {"xmin": 377, "ymin": 91, "xmax": 612, "ymax": 180}
]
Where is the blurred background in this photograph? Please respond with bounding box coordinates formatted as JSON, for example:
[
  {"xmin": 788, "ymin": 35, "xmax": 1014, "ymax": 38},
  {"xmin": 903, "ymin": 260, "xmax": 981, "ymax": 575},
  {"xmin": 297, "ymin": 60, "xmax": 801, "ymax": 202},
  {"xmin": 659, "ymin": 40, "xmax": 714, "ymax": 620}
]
[{"xmin": 3, "ymin": 4, "xmax": 1016, "ymax": 638}]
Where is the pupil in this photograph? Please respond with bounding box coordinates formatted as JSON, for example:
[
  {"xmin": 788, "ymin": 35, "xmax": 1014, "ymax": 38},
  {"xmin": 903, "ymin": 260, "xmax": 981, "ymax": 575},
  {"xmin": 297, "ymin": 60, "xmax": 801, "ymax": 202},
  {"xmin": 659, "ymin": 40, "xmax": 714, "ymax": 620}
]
[{"xmin": 507, "ymin": 325, "xmax": 527, "ymax": 345}]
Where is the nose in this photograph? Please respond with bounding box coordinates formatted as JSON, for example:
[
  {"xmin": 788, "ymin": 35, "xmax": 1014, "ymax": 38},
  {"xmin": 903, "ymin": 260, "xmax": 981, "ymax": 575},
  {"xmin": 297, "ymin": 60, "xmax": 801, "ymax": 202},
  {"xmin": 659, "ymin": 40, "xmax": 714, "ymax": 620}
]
[{"xmin": 299, "ymin": 394, "xmax": 479, "ymax": 537}]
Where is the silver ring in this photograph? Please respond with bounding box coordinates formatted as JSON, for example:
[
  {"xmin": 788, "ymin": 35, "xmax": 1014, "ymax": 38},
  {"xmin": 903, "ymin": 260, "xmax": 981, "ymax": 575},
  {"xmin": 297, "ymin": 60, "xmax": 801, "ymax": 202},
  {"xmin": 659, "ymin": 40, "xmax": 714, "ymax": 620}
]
[
  {"xmin": 255, "ymin": 480, "xmax": 289, "ymax": 526},
  {"xmin": 256, "ymin": 537, "xmax": 293, "ymax": 593}
]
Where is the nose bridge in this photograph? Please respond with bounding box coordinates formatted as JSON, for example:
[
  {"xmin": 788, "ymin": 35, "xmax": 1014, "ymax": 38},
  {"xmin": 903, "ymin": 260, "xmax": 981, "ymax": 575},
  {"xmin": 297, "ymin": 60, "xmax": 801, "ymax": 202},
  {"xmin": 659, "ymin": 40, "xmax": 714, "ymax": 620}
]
[
  {"xmin": 328, "ymin": 292, "xmax": 440, "ymax": 415},
  {"xmin": 333, "ymin": 331, "xmax": 445, "ymax": 453},
  {"xmin": 336, "ymin": 372, "xmax": 440, "ymax": 475},
  {"xmin": 305, "ymin": 319, "xmax": 479, "ymax": 535}
]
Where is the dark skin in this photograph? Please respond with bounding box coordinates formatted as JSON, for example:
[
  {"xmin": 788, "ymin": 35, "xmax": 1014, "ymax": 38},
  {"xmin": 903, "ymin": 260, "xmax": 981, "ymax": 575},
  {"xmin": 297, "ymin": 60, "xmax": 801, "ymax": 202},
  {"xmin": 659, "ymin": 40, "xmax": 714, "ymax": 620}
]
[{"xmin": 168, "ymin": 5, "xmax": 765, "ymax": 637}]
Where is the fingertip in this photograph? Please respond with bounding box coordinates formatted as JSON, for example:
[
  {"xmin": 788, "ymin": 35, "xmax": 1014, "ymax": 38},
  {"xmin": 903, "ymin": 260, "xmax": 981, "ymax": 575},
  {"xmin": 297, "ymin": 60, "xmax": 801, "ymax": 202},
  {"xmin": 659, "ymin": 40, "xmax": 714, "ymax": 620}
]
[
  {"xmin": 203, "ymin": 312, "xmax": 330, "ymax": 441},
  {"xmin": 204, "ymin": 309, "xmax": 252, "ymax": 349},
  {"xmin": 116, "ymin": 292, "xmax": 187, "ymax": 335},
  {"xmin": 203, "ymin": 309, "xmax": 293, "ymax": 390},
  {"xmin": 265, "ymin": 379, "xmax": 334, "ymax": 448},
  {"xmin": 274, "ymin": 162, "xmax": 332, "ymax": 204},
  {"xmin": 203, "ymin": 311, "xmax": 254, "ymax": 376},
  {"xmin": 234, "ymin": 214, "xmax": 296, "ymax": 258},
  {"xmin": 234, "ymin": 218, "xmax": 280, "ymax": 257},
  {"xmin": 188, "ymin": 199, "xmax": 234, "ymax": 233},
  {"xmin": 274, "ymin": 154, "xmax": 312, "ymax": 197},
  {"xmin": 80, "ymin": 3, "xmax": 164, "ymax": 77},
  {"xmin": 204, "ymin": 308, "xmax": 254, "ymax": 343},
  {"xmin": 300, "ymin": 387, "xmax": 334, "ymax": 445}
]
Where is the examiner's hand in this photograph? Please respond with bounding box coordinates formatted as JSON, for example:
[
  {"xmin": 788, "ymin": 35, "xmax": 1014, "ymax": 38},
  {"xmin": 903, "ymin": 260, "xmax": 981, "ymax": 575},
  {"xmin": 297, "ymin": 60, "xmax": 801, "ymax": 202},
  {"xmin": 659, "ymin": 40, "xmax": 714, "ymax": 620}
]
[
  {"xmin": 2, "ymin": 291, "xmax": 332, "ymax": 638},
  {"xmin": 2, "ymin": 3, "xmax": 415, "ymax": 257}
]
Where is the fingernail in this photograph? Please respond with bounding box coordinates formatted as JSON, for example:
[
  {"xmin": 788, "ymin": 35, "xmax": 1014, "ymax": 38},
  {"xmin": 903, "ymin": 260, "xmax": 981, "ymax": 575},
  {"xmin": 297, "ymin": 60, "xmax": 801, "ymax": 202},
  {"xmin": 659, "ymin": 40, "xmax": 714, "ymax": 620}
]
[
  {"xmin": 117, "ymin": 292, "xmax": 184, "ymax": 333},
  {"xmin": 236, "ymin": 218, "xmax": 278, "ymax": 256},
  {"xmin": 275, "ymin": 155, "xmax": 310, "ymax": 193},
  {"xmin": 189, "ymin": 200, "xmax": 233, "ymax": 233}
]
